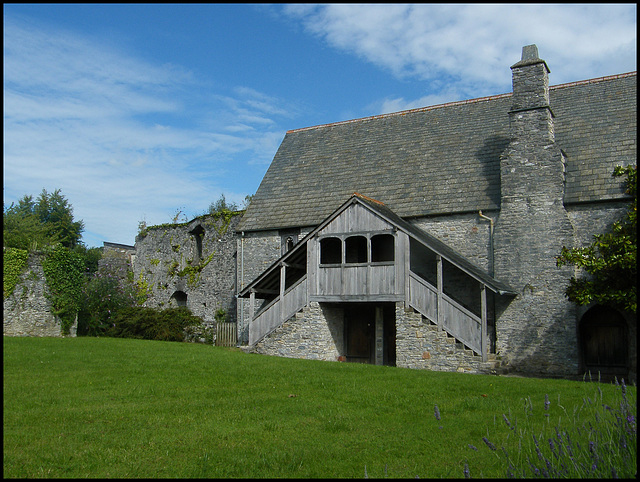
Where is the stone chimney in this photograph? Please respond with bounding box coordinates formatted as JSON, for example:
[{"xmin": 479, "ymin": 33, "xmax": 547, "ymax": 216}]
[
  {"xmin": 501, "ymin": 44, "xmax": 560, "ymax": 199},
  {"xmin": 492, "ymin": 45, "xmax": 578, "ymax": 377}
]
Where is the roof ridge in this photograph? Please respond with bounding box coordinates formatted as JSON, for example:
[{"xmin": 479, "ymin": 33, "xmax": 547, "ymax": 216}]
[
  {"xmin": 549, "ymin": 71, "xmax": 636, "ymax": 91},
  {"xmin": 352, "ymin": 192, "xmax": 385, "ymax": 205},
  {"xmin": 287, "ymin": 71, "xmax": 637, "ymax": 134}
]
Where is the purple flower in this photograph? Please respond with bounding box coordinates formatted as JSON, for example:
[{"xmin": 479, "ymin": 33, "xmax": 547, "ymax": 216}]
[
  {"xmin": 482, "ymin": 436, "xmax": 496, "ymax": 451},
  {"xmin": 503, "ymin": 413, "xmax": 512, "ymax": 428},
  {"xmin": 544, "ymin": 393, "xmax": 550, "ymax": 411},
  {"xmin": 463, "ymin": 464, "xmax": 470, "ymax": 479},
  {"xmin": 468, "ymin": 444, "xmax": 478, "ymax": 451},
  {"xmin": 434, "ymin": 405, "xmax": 441, "ymax": 421}
]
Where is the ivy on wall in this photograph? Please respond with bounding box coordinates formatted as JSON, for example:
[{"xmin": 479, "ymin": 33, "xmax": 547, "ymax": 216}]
[
  {"xmin": 41, "ymin": 244, "xmax": 86, "ymax": 334},
  {"xmin": 177, "ymin": 252, "xmax": 215, "ymax": 287},
  {"xmin": 3, "ymin": 247, "xmax": 29, "ymax": 299}
]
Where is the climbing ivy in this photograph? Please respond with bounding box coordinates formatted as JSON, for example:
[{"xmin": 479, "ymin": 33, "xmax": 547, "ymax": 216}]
[
  {"xmin": 3, "ymin": 247, "xmax": 29, "ymax": 299},
  {"xmin": 41, "ymin": 244, "xmax": 85, "ymax": 334},
  {"xmin": 177, "ymin": 252, "xmax": 215, "ymax": 287}
]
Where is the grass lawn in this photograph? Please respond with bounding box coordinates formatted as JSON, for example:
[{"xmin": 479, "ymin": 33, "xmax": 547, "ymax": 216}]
[{"xmin": 3, "ymin": 336, "xmax": 636, "ymax": 478}]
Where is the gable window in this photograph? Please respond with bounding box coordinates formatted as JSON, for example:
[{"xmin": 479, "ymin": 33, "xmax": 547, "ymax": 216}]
[
  {"xmin": 320, "ymin": 237, "xmax": 342, "ymax": 264},
  {"xmin": 345, "ymin": 235, "xmax": 368, "ymax": 263},
  {"xmin": 371, "ymin": 234, "xmax": 395, "ymax": 262}
]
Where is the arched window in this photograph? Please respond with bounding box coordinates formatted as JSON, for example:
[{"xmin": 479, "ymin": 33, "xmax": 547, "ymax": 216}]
[
  {"xmin": 171, "ymin": 291, "xmax": 188, "ymax": 307},
  {"xmin": 286, "ymin": 236, "xmax": 295, "ymax": 253},
  {"xmin": 345, "ymin": 236, "xmax": 368, "ymax": 263},
  {"xmin": 189, "ymin": 224, "xmax": 205, "ymax": 262},
  {"xmin": 371, "ymin": 234, "xmax": 395, "ymax": 262},
  {"xmin": 320, "ymin": 237, "xmax": 342, "ymax": 264}
]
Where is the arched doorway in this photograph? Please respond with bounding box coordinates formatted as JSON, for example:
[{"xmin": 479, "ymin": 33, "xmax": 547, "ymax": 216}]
[{"xmin": 579, "ymin": 305, "xmax": 628, "ymax": 380}]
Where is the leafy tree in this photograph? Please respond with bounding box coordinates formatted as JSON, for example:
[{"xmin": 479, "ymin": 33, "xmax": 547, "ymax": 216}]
[
  {"xmin": 72, "ymin": 244, "xmax": 103, "ymax": 274},
  {"xmin": 556, "ymin": 165, "xmax": 637, "ymax": 313},
  {"xmin": 34, "ymin": 189, "xmax": 85, "ymax": 248},
  {"xmin": 3, "ymin": 189, "xmax": 84, "ymax": 249},
  {"xmin": 3, "ymin": 201, "xmax": 56, "ymax": 250}
]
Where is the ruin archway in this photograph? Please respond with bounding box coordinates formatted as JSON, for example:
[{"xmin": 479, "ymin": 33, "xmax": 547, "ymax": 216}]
[{"xmin": 171, "ymin": 290, "xmax": 188, "ymax": 307}]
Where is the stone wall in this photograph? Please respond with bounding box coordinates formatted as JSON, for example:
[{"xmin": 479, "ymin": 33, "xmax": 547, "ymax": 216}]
[
  {"xmin": 236, "ymin": 227, "xmax": 314, "ymax": 344},
  {"xmin": 133, "ymin": 212, "xmax": 241, "ymax": 342},
  {"xmin": 3, "ymin": 252, "xmax": 76, "ymax": 337},
  {"xmin": 246, "ymin": 302, "xmax": 343, "ymax": 361}
]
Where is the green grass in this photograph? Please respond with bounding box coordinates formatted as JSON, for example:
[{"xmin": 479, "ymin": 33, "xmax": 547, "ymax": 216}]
[{"xmin": 3, "ymin": 336, "xmax": 636, "ymax": 478}]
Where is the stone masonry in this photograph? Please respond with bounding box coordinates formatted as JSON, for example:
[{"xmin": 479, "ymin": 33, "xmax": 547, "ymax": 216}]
[
  {"xmin": 3, "ymin": 252, "xmax": 77, "ymax": 337},
  {"xmin": 133, "ymin": 212, "xmax": 242, "ymax": 342}
]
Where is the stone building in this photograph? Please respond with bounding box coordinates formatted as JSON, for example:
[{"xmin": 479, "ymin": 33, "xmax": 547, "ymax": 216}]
[
  {"xmin": 235, "ymin": 45, "xmax": 636, "ymax": 381},
  {"xmin": 132, "ymin": 212, "xmax": 241, "ymax": 341}
]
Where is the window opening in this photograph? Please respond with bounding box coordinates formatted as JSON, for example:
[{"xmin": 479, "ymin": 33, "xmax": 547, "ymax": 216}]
[
  {"xmin": 280, "ymin": 228, "xmax": 300, "ymax": 255},
  {"xmin": 189, "ymin": 224, "xmax": 205, "ymax": 262},
  {"xmin": 171, "ymin": 290, "xmax": 188, "ymax": 307},
  {"xmin": 345, "ymin": 235, "xmax": 367, "ymax": 263},
  {"xmin": 320, "ymin": 237, "xmax": 342, "ymax": 264},
  {"xmin": 371, "ymin": 234, "xmax": 395, "ymax": 262}
]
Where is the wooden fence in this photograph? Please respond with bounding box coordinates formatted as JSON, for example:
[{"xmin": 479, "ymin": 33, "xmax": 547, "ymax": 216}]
[{"xmin": 215, "ymin": 322, "xmax": 237, "ymax": 347}]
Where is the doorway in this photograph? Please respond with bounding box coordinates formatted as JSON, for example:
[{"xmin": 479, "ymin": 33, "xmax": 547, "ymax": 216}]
[
  {"xmin": 580, "ymin": 305, "xmax": 628, "ymax": 380},
  {"xmin": 344, "ymin": 303, "xmax": 395, "ymax": 366}
]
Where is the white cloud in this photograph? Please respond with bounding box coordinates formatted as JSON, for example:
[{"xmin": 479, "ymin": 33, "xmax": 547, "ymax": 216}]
[
  {"xmin": 283, "ymin": 4, "xmax": 637, "ymax": 103},
  {"xmin": 3, "ymin": 15, "xmax": 292, "ymax": 247}
]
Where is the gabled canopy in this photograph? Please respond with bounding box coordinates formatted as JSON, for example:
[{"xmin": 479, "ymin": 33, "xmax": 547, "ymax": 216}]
[{"xmin": 239, "ymin": 194, "xmax": 516, "ymax": 298}]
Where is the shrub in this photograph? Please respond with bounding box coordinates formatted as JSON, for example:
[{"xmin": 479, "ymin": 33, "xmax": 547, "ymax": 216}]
[
  {"xmin": 77, "ymin": 255, "xmax": 144, "ymax": 336},
  {"xmin": 106, "ymin": 306, "xmax": 203, "ymax": 342}
]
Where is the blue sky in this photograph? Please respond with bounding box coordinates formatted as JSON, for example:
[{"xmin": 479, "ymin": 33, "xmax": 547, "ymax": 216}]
[{"xmin": 4, "ymin": 4, "xmax": 636, "ymax": 248}]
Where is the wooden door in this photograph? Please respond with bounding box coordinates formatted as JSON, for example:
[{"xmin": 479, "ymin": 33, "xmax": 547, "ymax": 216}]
[
  {"xmin": 580, "ymin": 306, "xmax": 628, "ymax": 377},
  {"xmin": 345, "ymin": 305, "xmax": 374, "ymax": 364}
]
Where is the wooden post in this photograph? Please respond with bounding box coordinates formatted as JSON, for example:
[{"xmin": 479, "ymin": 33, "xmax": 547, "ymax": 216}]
[
  {"xmin": 436, "ymin": 255, "xmax": 443, "ymax": 331},
  {"xmin": 481, "ymin": 285, "xmax": 487, "ymax": 362},
  {"xmin": 249, "ymin": 290, "xmax": 255, "ymax": 322},
  {"xmin": 280, "ymin": 263, "xmax": 286, "ymax": 322},
  {"xmin": 375, "ymin": 306, "xmax": 384, "ymax": 365}
]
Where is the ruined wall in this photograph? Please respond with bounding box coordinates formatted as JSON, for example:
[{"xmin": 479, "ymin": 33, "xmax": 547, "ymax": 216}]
[
  {"xmin": 133, "ymin": 212, "xmax": 241, "ymax": 342},
  {"xmin": 3, "ymin": 252, "xmax": 76, "ymax": 337}
]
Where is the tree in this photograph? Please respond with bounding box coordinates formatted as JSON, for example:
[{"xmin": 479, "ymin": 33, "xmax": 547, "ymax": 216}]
[
  {"xmin": 3, "ymin": 201, "xmax": 55, "ymax": 250},
  {"xmin": 3, "ymin": 189, "xmax": 84, "ymax": 249},
  {"xmin": 556, "ymin": 165, "xmax": 637, "ymax": 313},
  {"xmin": 208, "ymin": 193, "xmax": 239, "ymax": 214}
]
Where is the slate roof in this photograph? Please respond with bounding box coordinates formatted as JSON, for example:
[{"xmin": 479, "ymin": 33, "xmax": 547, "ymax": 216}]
[{"xmin": 237, "ymin": 72, "xmax": 636, "ymax": 232}]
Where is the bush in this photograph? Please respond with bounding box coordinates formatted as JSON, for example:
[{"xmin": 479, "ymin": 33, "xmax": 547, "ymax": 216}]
[
  {"xmin": 77, "ymin": 256, "xmax": 142, "ymax": 336},
  {"xmin": 106, "ymin": 306, "xmax": 203, "ymax": 342}
]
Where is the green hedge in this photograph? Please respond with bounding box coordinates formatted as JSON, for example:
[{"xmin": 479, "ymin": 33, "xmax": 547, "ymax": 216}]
[{"xmin": 106, "ymin": 306, "xmax": 203, "ymax": 342}]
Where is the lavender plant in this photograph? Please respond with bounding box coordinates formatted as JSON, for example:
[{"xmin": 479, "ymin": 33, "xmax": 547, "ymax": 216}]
[{"xmin": 470, "ymin": 379, "xmax": 636, "ymax": 478}]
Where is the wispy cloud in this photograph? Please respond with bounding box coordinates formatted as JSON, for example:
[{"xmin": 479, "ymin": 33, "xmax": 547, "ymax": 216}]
[
  {"xmin": 4, "ymin": 14, "xmax": 295, "ymax": 246},
  {"xmin": 283, "ymin": 4, "xmax": 637, "ymax": 111}
]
